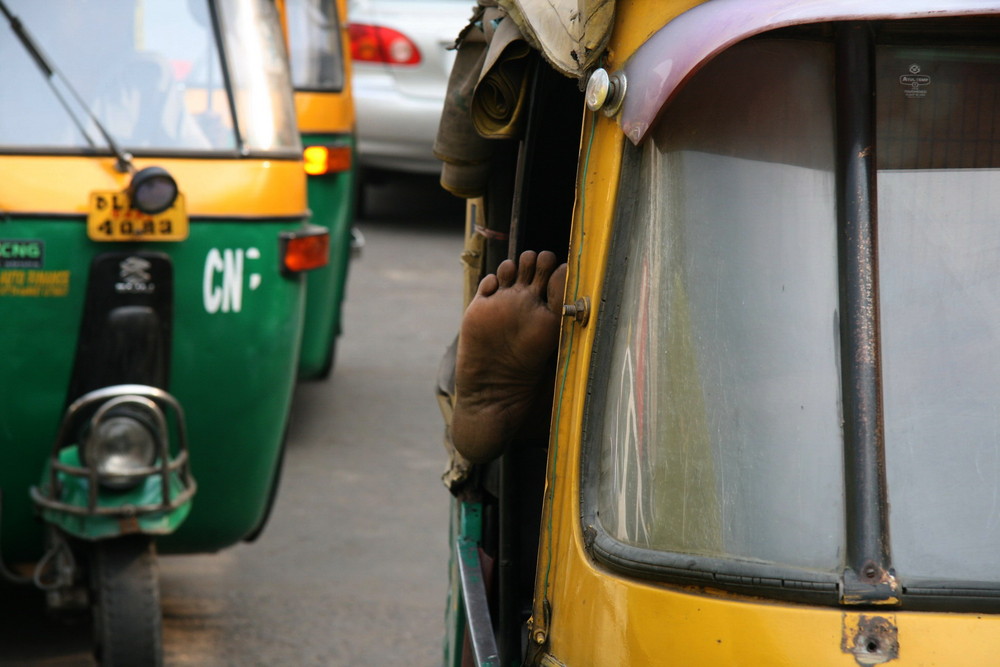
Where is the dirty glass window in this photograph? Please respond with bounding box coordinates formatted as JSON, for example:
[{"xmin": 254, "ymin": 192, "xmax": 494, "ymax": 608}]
[
  {"xmin": 0, "ymin": 0, "xmax": 231, "ymax": 151},
  {"xmin": 878, "ymin": 44, "xmax": 1000, "ymax": 582},
  {"xmin": 596, "ymin": 39, "xmax": 846, "ymax": 570},
  {"xmin": 286, "ymin": 0, "xmax": 345, "ymax": 92}
]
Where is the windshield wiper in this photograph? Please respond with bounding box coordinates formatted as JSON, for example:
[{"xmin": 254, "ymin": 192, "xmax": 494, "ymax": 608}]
[{"xmin": 0, "ymin": 0, "xmax": 134, "ymax": 172}]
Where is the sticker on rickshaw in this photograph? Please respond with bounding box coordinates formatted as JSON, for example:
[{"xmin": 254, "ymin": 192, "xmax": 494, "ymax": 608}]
[{"xmin": 87, "ymin": 191, "xmax": 189, "ymax": 242}]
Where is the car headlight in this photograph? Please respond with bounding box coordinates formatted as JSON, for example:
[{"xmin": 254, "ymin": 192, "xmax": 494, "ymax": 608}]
[{"xmin": 82, "ymin": 396, "xmax": 164, "ymax": 490}]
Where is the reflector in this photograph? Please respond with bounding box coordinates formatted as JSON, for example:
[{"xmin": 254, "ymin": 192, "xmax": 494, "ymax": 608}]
[{"xmin": 281, "ymin": 227, "xmax": 330, "ymax": 273}]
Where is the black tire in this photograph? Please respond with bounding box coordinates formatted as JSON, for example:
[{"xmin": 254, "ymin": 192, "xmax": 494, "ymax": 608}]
[{"xmin": 90, "ymin": 535, "xmax": 163, "ymax": 667}]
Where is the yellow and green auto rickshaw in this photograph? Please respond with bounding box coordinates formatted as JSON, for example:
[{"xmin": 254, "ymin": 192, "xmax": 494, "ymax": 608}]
[
  {"xmin": 279, "ymin": 0, "xmax": 360, "ymax": 379},
  {"xmin": 0, "ymin": 1, "xmax": 327, "ymax": 664},
  {"xmin": 436, "ymin": 1, "xmax": 1000, "ymax": 665}
]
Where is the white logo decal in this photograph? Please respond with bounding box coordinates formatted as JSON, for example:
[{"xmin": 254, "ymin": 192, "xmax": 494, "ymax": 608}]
[{"xmin": 203, "ymin": 248, "xmax": 262, "ymax": 313}]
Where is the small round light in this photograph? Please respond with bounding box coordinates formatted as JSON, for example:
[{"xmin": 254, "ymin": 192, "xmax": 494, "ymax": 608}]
[
  {"xmin": 129, "ymin": 166, "xmax": 179, "ymax": 215},
  {"xmin": 83, "ymin": 398, "xmax": 163, "ymax": 491}
]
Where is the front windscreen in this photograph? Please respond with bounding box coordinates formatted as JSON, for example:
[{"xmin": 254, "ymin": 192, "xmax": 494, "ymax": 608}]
[
  {"xmin": 285, "ymin": 0, "xmax": 345, "ymax": 92},
  {"xmin": 0, "ymin": 0, "xmax": 235, "ymax": 151},
  {"xmin": 595, "ymin": 39, "xmax": 846, "ymax": 571}
]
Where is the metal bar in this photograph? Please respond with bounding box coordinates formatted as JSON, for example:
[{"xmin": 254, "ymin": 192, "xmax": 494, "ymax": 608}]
[
  {"xmin": 456, "ymin": 535, "xmax": 501, "ymax": 667},
  {"xmin": 506, "ymin": 57, "xmax": 540, "ymax": 261},
  {"xmin": 29, "ymin": 483, "xmax": 196, "ymax": 518},
  {"xmin": 507, "ymin": 138, "xmax": 529, "ymax": 262},
  {"xmin": 835, "ymin": 23, "xmax": 897, "ymax": 604}
]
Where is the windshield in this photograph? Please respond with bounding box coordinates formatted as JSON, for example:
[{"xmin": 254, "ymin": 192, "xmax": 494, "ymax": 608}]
[
  {"xmin": 285, "ymin": 0, "xmax": 345, "ymax": 92},
  {"xmin": 0, "ymin": 0, "xmax": 298, "ymax": 154},
  {"xmin": 591, "ymin": 26, "xmax": 1000, "ymax": 591}
]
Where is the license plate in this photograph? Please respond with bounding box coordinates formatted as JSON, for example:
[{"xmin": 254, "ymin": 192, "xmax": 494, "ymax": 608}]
[{"xmin": 87, "ymin": 191, "xmax": 189, "ymax": 242}]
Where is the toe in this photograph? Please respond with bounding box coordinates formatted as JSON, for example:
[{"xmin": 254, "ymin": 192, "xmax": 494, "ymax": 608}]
[
  {"xmin": 496, "ymin": 259, "xmax": 517, "ymax": 287},
  {"xmin": 532, "ymin": 251, "xmax": 559, "ymax": 290},
  {"xmin": 516, "ymin": 250, "xmax": 538, "ymax": 285}
]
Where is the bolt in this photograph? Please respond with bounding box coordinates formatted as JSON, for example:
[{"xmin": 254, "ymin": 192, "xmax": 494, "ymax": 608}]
[{"xmin": 563, "ymin": 297, "xmax": 590, "ymax": 325}]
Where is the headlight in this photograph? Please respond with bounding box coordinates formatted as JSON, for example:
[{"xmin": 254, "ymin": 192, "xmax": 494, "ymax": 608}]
[
  {"xmin": 129, "ymin": 166, "xmax": 178, "ymax": 215},
  {"xmin": 82, "ymin": 396, "xmax": 164, "ymax": 490}
]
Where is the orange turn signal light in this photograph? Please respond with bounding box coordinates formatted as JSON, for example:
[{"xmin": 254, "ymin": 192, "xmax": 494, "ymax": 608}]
[
  {"xmin": 303, "ymin": 145, "xmax": 352, "ymax": 175},
  {"xmin": 280, "ymin": 226, "xmax": 330, "ymax": 274}
]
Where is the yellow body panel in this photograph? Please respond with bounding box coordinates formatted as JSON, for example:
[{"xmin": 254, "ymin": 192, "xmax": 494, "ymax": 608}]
[
  {"xmin": 295, "ymin": 90, "xmax": 354, "ymax": 134},
  {"xmin": 534, "ymin": 2, "xmax": 1000, "ymax": 663},
  {"xmin": 0, "ymin": 156, "xmax": 307, "ymax": 217}
]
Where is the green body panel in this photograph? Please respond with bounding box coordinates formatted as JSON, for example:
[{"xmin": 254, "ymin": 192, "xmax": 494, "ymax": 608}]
[
  {"xmin": 0, "ymin": 214, "xmax": 306, "ymax": 561},
  {"xmin": 39, "ymin": 447, "xmax": 192, "ymax": 540},
  {"xmin": 298, "ymin": 132, "xmax": 357, "ymax": 379}
]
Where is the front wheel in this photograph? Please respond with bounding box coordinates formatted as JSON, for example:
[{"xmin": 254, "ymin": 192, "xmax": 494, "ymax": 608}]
[{"xmin": 90, "ymin": 535, "xmax": 163, "ymax": 667}]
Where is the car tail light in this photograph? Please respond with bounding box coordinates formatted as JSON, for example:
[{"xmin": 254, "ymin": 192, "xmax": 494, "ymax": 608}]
[
  {"xmin": 348, "ymin": 23, "xmax": 421, "ymax": 65},
  {"xmin": 303, "ymin": 145, "xmax": 352, "ymax": 175}
]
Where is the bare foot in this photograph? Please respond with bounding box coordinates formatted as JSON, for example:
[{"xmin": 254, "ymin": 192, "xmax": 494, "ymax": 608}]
[{"xmin": 452, "ymin": 250, "xmax": 568, "ymax": 463}]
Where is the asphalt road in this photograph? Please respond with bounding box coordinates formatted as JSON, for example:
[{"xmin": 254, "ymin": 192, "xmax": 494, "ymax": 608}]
[{"xmin": 0, "ymin": 174, "xmax": 467, "ymax": 666}]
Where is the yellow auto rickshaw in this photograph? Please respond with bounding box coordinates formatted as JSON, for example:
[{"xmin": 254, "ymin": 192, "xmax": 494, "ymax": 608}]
[{"xmin": 436, "ymin": 1, "xmax": 1000, "ymax": 664}]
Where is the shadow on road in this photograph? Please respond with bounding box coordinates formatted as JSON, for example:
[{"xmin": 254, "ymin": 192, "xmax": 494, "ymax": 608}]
[
  {"xmin": 0, "ymin": 582, "xmax": 92, "ymax": 666},
  {"xmin": 357, "ymin": 172, "xmax": 465, "ymax": 229}
]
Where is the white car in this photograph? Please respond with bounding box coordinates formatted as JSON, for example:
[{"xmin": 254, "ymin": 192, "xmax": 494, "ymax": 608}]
[{"xmin": 347, "ymin": 0, "xmax": 473, "ymax": 176}]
